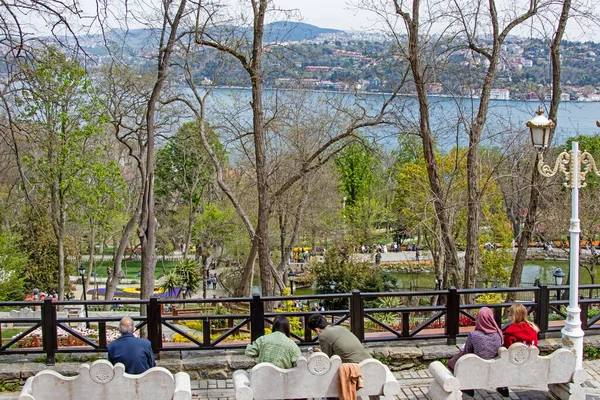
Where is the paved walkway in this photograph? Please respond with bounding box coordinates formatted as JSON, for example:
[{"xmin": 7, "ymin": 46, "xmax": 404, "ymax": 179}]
[{"xmin": 193, "ymin": 359, "xmax": 600, "ymax": 400}]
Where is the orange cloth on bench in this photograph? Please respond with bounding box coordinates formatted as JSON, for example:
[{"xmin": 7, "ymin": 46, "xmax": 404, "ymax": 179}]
[{"xmin": 338, "ymin": 363, "xmax": 364, "ymax": 400}]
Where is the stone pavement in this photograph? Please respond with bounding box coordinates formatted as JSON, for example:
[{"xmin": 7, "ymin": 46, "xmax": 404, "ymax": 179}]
[{"xmin": 193, "ymin": 359, "xmax": 600, "ymax": 400}]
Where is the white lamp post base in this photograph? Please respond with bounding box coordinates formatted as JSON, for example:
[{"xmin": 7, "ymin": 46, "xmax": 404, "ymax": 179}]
[{"xmin": 561, "ymin": 305, "xmax": 585, "ymax": 370}]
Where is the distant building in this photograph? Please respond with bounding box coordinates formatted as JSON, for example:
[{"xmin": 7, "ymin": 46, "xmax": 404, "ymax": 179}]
[
  {"xmin": 561, "ymin": 93, "xmax": 571, "ymax": 102},
  {"xmin": 522, "ymin": 59, "xmax": 533, "ymax": 68},
  {"xmin": 490, "ymin": 88, "xmax": 510, "ymax": 100},
  {"xmin": 304, "ymin": 66, "xmax": 330, "ymax": 72},
  {"xmin": 426, "ymin": 83, "xmax": 443, "ymax": 94},
  {"xmin": 524, "ymin": 92, "xmax": 540, "ymax": 101}
]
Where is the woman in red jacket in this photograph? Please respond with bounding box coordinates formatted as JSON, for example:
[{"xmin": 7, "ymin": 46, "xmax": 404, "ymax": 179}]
[{"xmin": 503, "ymin": 304, "xmax": 539, "ymax": 347}]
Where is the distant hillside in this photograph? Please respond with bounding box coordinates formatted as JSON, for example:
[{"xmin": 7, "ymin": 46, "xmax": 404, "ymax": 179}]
[
  {"xmin": 77, "ymin": 22, "xmax": 342, "ymax": 55},
  {"xmin": 263, "ymin": 21, "xmax": 343, "ymax": 42}
]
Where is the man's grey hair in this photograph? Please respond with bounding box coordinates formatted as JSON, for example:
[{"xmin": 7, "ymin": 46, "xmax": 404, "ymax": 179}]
[{"xmin": 119, "ymin": 316, "xmax": 135, "ymax": 334}]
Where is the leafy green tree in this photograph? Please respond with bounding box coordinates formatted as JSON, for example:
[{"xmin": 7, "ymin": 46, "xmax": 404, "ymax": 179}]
[
  {"xmin": 16, "ymin": 211, "xmax": 75, "ymax": 294},
  {"xmin": 0, "ymin": 230, "xmax": 28, "ymax": 300},
  {"xmin": 17, "ymin": 47, "xmax": 110, "ymax": 299},
  {"xmin": 335, "ymin": 142, "xmax": 376, "ymax": 210},
  {"xmin": 156, "ymin": 122, "xmax": 224, "ymax": 259},
  {"xmin": 311, "ymin": 247, "xmax": 397, "ymax": 309},
  {"xmin": 193, "ymin": 202, "xmax": 237, "ymax": 297},
  {"xmin": 334, "ymin": 142, "xmax": 386, "ymax": 242}
]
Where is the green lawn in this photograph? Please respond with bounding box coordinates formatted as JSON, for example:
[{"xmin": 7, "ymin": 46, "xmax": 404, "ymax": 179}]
[
  {"xmin": 2, "ymin": 328, "xmax": 25, "ymax": 339},
  {"xmin": 80, "ymin": 260, "xmax": 180, "ymax": 280}
]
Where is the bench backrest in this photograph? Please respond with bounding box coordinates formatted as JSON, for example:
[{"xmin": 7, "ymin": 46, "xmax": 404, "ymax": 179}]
[
  {"xmin": 247, "ymin": 353, "xmax": 391, "ymax": 399},
  {"xmin": 454, "ymin": 343, "xmax": 576, "ymax": 390},
  {"xmin": 23, "ymin": 360, "xmax": 176, "ymax": 400}
]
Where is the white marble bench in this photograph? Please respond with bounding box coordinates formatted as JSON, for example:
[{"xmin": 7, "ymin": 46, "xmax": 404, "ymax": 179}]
[
  {"xmin": 426, "ymin": 343, "xmax": 586, "ymax": 400},
  {"xmin": 233, "ymin": 352, "xmax": 400, "ymax": 400},
  {"xmin": 18, "ymin": 359, "xmax": 192, "ymax": 400}
]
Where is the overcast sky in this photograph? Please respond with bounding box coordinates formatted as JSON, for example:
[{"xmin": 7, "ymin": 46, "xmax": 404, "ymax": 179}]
[
  {"xmin": 28, "ymin": 0, "xmax": 599, "ymax": 42},
  {"xmin": 275, "ymin": 0, "xmax": 375, "ymax": 31}
]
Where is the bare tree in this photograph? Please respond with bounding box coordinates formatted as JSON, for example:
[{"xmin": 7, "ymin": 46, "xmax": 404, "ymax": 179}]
[
  {"xmin": 184, "ymin": 1, "xmax": 402, "ymax": 296},
  {"xmin": 509, "ymin": 0, "xmax": 572, "ymax": 294}
]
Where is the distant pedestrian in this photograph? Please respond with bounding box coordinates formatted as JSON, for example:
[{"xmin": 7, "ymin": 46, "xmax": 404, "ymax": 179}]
[
  {"xmin": 415, "ymin": 250, "xmax": 420, "ymax": 262},
  {"xmin": 211, "ymin": 274, "xmax": 217, "ymax": 290},
  {"xmin": 375, "ymin": 252, "xmax": 381, "ymax": 266}
]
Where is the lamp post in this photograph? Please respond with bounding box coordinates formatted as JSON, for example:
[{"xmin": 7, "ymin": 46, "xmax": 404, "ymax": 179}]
[
  {"xmin": 288, "ymin": 270, "xmax": 296, "ymax": 295},
  {"xmin": 553, "ymin": 267, "xmax": 565, "ymax": 301},
  {"xmin": 78, "ymin": 265, "xmax": 90, "ymax": 328},
  {"xmin": 526, "ymin": 107, "xmax": 600, "ymax": 369}
]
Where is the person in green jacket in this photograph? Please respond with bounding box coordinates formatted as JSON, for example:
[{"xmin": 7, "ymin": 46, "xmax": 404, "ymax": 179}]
[
  {"xmin": 308, "ymin": 313, "xmax": 371, "ymax": 364},
  {"xmin": 245, "ymin": 316, "xmax": 301, "ymax": 369}
]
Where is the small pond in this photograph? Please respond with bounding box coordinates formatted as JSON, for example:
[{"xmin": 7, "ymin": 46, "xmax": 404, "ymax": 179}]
[{"xmin": 294, "ymin": 260, "xmax": 579, "ymax": 295}]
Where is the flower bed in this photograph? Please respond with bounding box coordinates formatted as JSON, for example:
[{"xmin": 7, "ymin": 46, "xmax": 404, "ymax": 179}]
[
  {"xmin": 5, "ymin": 326, "xmax": 165, "ymax": 349},
  {"xmin": 87, "ymin": 287, "xmax": 182, "ymax": 298}
]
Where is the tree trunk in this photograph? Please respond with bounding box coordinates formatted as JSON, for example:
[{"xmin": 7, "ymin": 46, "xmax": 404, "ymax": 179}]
[
  {"xmin": 183, "ymin": 201, "xmax": 195, "ymax": 260},
  {"xmin": 250, "ymin": 1, "xmax": 272, "ymax": 297},
  {"xmin": 508, "ymin": 0, "xmax": 570, "ymax": 299},
  {"xmin": 86, "ymin": 224, "xmax": 95, "ymax": 292},
  {"xmin": 396, "ymin": 1, "xmax": 462, "ymax": 288},
  {"xmin": 235, "ymin": 235, "xmax": 259, "ymax": 296},
  {"xmin": 139, "ymin": 0, "xmax": 188, "ymax": 301},
  {"xmin": 104, "ymin": 206, "xmax": 140, "ymax": 309}
]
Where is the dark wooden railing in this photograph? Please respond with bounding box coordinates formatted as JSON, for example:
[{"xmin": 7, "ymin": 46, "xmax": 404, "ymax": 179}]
[{"xmin": 1, "ymin": 284, "xmax": 600, "ymax": 365}]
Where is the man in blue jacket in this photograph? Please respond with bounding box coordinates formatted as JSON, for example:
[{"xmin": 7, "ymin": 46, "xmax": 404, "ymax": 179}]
[{"xmin": 108, "ymin": 316, "xmax": 156, "ymax": 374}]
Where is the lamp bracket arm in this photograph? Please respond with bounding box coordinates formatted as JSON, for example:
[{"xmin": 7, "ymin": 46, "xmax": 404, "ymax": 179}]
[
  {"xmin": 579, "ymin": 151, "xmax": 600, "ymax": 187},
  {"xmin": 538, "ymin": 151, "xmax": 570, "ymax": 181}
]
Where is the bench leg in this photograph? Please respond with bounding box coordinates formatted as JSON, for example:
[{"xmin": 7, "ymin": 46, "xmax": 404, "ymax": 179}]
[{"xmin": 549, "ymin": 383, "xmax": 585, "ymax": 400}]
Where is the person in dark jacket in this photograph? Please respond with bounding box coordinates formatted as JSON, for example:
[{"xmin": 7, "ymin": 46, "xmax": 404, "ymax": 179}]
[
  {"xmin": 108, "ymin": 316, "xmax": 156, "ymax": 374},
  {"xmin": 307, "ymin": 313, "xmax": 371, "ymax": 364},
  {"xmin": 503, "ymin": 304, "xmax": 539, "ymax": 347}
]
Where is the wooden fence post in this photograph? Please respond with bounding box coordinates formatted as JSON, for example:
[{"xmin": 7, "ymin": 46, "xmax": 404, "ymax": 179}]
[
  {"xmin": 350, "ymin": 290, "xmax": 364, "ymax": 341},
  {"xmin": 41, "ymin": 298, "xmax": 57, "ymax": 365},
  {"xmin": 446, "ymin": 287, "xmax": 459, "ymax": 345},
  {"xmin": 250, "ymin": 294, "xmax": 264, "ymax": 342}
]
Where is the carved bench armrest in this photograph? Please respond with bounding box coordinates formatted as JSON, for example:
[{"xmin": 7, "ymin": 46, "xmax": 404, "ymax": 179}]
[
  {"xmin": 428, "ymin": 361, "xmax": 459, "ymax": 392},
  {"xmin": 383, "ymin": 364, "xmax": 401, "ymax": 396},
  {"xmin": 174, "ymin": 372, "xmax": 192, "ymax": 400},
  {"xmin": 233, "ymin": 370, "xmax": 253, "ymax": 400},
  {"xmin": 18, "ymin": 377, "xmax": 34, "ymax": 400}
]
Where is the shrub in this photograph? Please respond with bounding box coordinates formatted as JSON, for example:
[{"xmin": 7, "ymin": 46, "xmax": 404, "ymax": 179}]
[
  {"xmin": 475, "ymin": 292, "xmax": 504, "ymax": 305},
  {"xmin": 584, "ymin": 345, "xmax": 600, "ymax": 360}
]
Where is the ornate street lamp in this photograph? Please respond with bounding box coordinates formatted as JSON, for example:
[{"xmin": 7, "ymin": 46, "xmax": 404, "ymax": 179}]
[
  {"xmin": 527, "ymin": 108, "xmax": 600, "ymax": 369},
  {"xmin": 527, "ymin": 107, "xmax": 555, "ymax": 152},
  {"xmin": 288, "ymin": 270, "xmax": 296, "ymax": 295},
  {"xmin": 553, "ymin": 267, "xmax": 565, "ymax": 285},
  {"xmin": 553, "ymin": 267, "xmax": 566, "ymax": 300},
  {"xmin": 78, "ymin": 265, "xmax": 90, "ymax": 328}
]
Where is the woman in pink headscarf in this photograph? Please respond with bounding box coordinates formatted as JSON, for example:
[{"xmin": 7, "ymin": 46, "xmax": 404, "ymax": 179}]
[
  {"xmin": 448, "ymin": 307, "xmax": 502, "ymax": 371},
  {"xmin": 448, "ymin": 307, "xmax": 504, "ymax": 397},
  {"xmin": 464, "ymin": 307, "xmax": 503, "ymax": 358}
]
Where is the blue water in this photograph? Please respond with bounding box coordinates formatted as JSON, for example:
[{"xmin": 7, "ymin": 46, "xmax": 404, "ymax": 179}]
[
  {"xmin": 202, "ymin": 87, "xmax": 600, "ymax": 152},
  {"xmin": 294, "ymin": 260, "xmax": 581, "ymax": 294}
]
